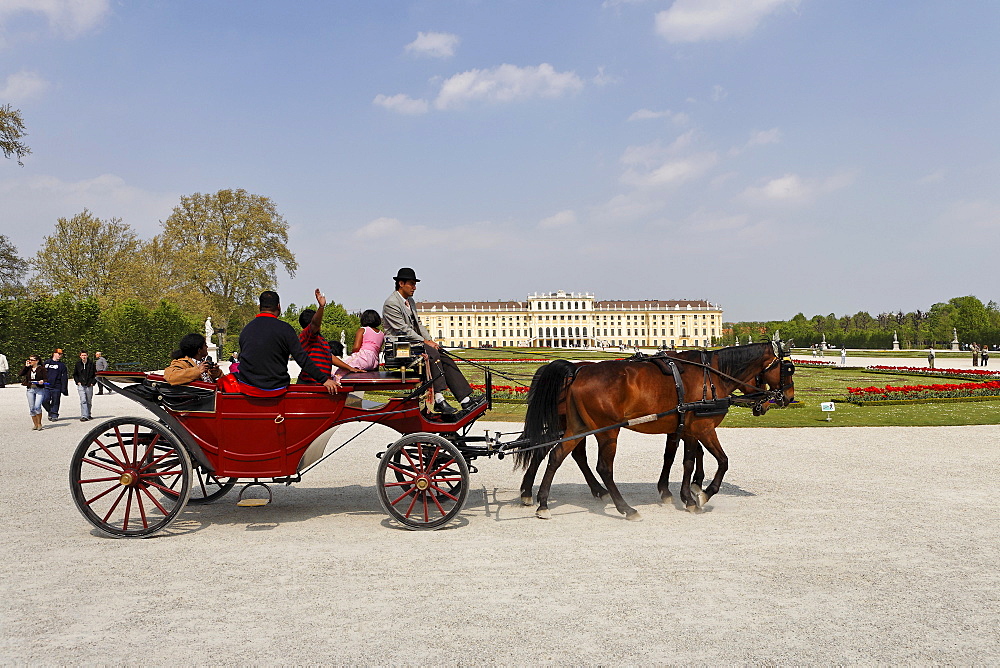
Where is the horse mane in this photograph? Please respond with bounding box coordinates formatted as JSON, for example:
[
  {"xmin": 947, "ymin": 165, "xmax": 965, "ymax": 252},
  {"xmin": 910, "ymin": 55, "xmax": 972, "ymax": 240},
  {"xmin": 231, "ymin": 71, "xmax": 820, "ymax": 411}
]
[{"xmin": 714, "ymin": 342, "xmax": 770, "ymax": 378}]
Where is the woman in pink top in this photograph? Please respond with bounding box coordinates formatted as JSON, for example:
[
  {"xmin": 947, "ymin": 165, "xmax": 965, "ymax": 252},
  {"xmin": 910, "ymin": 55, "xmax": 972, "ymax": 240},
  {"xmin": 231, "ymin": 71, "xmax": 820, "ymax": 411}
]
[{"xmin": 335, "ymin": 310, "xmax": 385, "ymax": 377}]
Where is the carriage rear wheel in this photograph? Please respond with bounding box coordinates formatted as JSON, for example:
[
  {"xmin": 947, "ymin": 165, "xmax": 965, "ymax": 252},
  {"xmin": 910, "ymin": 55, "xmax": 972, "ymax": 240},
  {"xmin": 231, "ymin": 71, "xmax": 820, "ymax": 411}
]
[
  {"xmin": 70, "ymin": 417, "xmax": 191, "ymax": 538},
  {"xmin": 377, "ymin": 433, "xmax": 469, "ymax": 530}
]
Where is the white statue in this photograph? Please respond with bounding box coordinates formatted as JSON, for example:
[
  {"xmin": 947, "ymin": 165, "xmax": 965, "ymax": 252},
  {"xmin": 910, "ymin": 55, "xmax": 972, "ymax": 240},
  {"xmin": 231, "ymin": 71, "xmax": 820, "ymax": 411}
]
[
  {"xmin": 340, "ymin": 330, "xmax": 346, "ymax": 350},
  {"xmin": 205, "ymin": 317, "xmax": 213, "ymax": 341}
]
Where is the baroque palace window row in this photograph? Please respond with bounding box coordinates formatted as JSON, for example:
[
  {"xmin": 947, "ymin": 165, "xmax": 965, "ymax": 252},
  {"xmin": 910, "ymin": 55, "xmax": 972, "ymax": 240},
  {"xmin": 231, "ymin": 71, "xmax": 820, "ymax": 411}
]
[{"xmin": 415, "ymin": 290, "xmax": 723, "ymax": 349}]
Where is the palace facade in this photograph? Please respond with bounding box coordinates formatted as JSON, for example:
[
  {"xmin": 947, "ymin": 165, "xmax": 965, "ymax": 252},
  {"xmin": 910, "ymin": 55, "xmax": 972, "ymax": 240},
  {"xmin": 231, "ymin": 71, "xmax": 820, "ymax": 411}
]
[{"xmin": 416, "ymin": 290, "xmax": 723, "ymax": 349}]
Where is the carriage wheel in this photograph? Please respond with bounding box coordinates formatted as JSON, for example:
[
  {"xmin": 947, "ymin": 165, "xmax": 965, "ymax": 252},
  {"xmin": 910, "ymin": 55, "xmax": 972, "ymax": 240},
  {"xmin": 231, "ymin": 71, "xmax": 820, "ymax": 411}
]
[
  {"xmin": 377, "ymin": 433, "xmax": 469, "ymax": 530},
  {"xmin": 70, "ymin": 417, "xmax": 191, "ymax": 538},
  {"xmin": 159, "ymin": 465, "xmax": 236, "ymax": 505}
]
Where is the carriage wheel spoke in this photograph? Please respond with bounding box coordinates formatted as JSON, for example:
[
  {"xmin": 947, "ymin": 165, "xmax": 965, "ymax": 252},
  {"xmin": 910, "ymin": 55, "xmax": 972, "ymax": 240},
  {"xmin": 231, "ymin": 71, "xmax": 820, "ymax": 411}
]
[
  {"xmin": 403, "ymin": 489, "xmax": 420, "ymax": 518},
  {"xmin": 139, "ymin": 484, "xmax": 170, "ymax": 515},
  {"xmin": 390, "ymin": 486, "xmax": 416, "ymax": 506},
  {"xmin": 81, "ymin": 457, "xmax": 123, "ymax": 476},
  {"xmin": 135, "ymin": 486, "xmax": 149, "ymax": 529},
  {"xmin": 427, "ymin": 483, "xmax": 459, "ymax": 502},
  {"xmin": 386, "ymin": 463, "xmax": 417, "ymax": 479},
  {"xmin": 122, "ymin": 487, "xmax": 134, "ymax": 531},
  {"xmin": 102, "ymin": 487, "xmax": 129, "ymax": 523},
  {"xmin": 85, "ymin": 482, "xmax": 122, "ymax": 506},
  {"xmin": 92, "ymin": 438, "xmax": 126, "ymax": 470}
]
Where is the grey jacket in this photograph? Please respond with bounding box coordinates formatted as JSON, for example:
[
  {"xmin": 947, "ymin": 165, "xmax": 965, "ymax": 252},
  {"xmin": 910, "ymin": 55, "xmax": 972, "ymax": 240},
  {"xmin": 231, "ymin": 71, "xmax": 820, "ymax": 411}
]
[
  {"xmin": 95, "ymin": 356, "xmax": 108, "ymax": 372},
  {"xmin": 382, "ymin": 290, "xmax": 430, "ymax": 343}
]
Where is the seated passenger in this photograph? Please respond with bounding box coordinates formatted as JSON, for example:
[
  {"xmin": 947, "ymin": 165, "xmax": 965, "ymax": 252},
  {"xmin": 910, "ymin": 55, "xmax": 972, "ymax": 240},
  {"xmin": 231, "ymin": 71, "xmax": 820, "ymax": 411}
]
[
  {"xmin": 164, "ymin": 333, "xmax": 223, "ymax": 386},
  {"xmin": 334, "ymin": 310, "xmax": 385, "ymax": 379},
  {"xmin": 297, "ymin": 288, "xmax": 362, "ymax": 384}
]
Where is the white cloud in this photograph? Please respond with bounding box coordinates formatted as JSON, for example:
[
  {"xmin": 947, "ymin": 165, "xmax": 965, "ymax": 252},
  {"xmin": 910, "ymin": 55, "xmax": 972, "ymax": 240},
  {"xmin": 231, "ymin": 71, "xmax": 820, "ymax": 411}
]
[
  {"xmin": 621, "ymin": 152, "xmax": 718, "ymax": 189},
  {"xmin": 539, "ymin": 210, "xmax": 577, "ymax": 229},
  {"xmin": 655, "ymin": 0, "xmax": 799, "ymax": 43},
  {"xmin": 627, "ymin": 108, "xmax": 690, "ymax": 124},
  {"xmin": 434, "ymin": 63, "xmax": 584, "ymax": 110},
  {"xmin": 353, "ymin": 216, "xmax": 507, "ymax": 251},
  {"xmin": 918, "ymin": 169, "xmax": 945, "ymax": 185},
  {"xmin": 742, "ymin": 171, "xmax": 854, "ymax": 205},
  {"xmin": 592, "ymin": 67, "xmax": 620, "ymax": 86},
  {"xmin": 0, "ymin": 70, "xmax": 49, "ymax": 101},
  {"xmin": 0, "ymin": 173, "xmax": 179, "ymax": 249},
  {"xmin": 730, "ymin": 127, "xmax": 781, "ymax": 154},
  {"xmin": 711, "ymin": 84, "xmax": 727, "ymax": 101},
  {"xmin": 405, "ymin": 31, "xmax": 460, "ymax": 59},
  {"xmin": 0, "ymin": 0, "xmax": 110, "ymax": 40},
  {"xmin": 372, "ymin": 93, "xmax": 429, "ymax": 115}
]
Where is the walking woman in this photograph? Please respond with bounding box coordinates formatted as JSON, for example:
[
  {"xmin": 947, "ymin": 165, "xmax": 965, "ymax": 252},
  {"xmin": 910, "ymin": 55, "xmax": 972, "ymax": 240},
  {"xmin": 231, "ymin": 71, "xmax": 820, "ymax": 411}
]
[{"xmin": 20, "ymin": 355, "xmax": 47, "ymax": 430}]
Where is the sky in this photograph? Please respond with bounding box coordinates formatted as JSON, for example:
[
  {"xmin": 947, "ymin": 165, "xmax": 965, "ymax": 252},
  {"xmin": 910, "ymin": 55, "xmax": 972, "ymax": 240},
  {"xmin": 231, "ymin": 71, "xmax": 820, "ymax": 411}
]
[{"xmin": 1, "ymin": 0, "xmax": 998, "ymax": 322}]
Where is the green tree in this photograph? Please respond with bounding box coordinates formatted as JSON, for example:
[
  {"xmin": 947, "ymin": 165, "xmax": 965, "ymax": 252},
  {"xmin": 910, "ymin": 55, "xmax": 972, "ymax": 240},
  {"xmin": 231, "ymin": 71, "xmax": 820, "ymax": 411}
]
[
  {"xmin": 1, "ymin": 104, "xmax": 30, "ymax": 166},
  {"xmin": 926, "ymin": 302, "xmax": 954, "ymax": 345},
  {"xmin": 30, "ymin": 209, "xmax": 146, "ymax": 302},
  {"xmin": 0, "ymin": 234, "xmax": 29, "ymax": 297},
  {"xmin": 949, "ymin": 295, "xmax": 990, "ymax": 343},
  {"xmin": 156, "ymin": 189, "xmax": 298, "ymax": 350}
]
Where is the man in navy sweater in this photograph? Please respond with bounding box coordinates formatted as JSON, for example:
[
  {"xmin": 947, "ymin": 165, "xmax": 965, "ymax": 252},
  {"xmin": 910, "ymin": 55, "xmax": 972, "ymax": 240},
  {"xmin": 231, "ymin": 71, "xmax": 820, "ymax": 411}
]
[
  {"xmin": 237, "ymin": 291, "xmax": 340, "ymax": 395},
  {"xmin": 41, "ymin": 348, "xmax": 69, "ymax": 421}
]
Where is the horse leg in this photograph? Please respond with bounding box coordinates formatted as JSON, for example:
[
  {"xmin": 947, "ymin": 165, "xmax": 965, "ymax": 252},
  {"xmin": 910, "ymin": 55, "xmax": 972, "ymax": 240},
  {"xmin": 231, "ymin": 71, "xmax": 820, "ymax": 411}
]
[
  {"xmin": 535, "ymin": 439, "xmax": 581, "ymax": 520},
  {"xmin": 594, "ymin": 430, "xmax": 641, "ymax": 521},
  {"xmin": 691, "ymin": 439, "xmax": 706, "ymax": 491},
  {"xmin": 679, "ymin": 438, "xmax": 701, "ymax": 513},
  {"xmin": 656, "ymin": 434, "xmax": 680, "ymax": 503},
  {"xmin": 698, "ymin": 429, "xmax": 729, "ymax": 502},
  {"xmin": 519, "ymin": 456, "xmax": 543, "ymax": 506},
  {"xmin": 571, "ymin": 437, "xmax": 609, "ymax": 500}
]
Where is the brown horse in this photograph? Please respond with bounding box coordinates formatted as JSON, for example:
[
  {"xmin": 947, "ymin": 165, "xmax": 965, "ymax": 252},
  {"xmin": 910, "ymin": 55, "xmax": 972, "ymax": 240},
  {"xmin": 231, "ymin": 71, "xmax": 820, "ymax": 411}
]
[{"xmin": 513, "ymin": 342, "xmax": 794, "ymax": 520}]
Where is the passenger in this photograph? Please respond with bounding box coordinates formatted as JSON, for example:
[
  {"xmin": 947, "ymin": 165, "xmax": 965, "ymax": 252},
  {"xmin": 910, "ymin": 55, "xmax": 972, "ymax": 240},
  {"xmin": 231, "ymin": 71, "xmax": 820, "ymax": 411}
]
[
  {"xmin": 334, "ymin": 309, "xmax": 385, "ymax": 379},
  {"xmin": 164, "ymin": 333, "xmax": 223, "ymax": 386},
  {"xmin": 330, "ymin": 340, "xmax": 345, "ymax": 358},
  {"xmin": 382, "ymin": 267, "xmax": 478, "ymax": 415},
  {"xmin": 297, "ymin": 288, "xmax": 362, "ymax": 384},
  {"xmin": 238, "ymin": 290, "xmax": 339, "ymax": 396}
]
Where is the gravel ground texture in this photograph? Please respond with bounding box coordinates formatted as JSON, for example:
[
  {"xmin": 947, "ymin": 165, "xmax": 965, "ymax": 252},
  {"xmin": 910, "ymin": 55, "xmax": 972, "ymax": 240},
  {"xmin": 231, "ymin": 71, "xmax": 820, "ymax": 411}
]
[{"xmin": 1, "ymin": 385, "xmax": 999, "ymax": 665}]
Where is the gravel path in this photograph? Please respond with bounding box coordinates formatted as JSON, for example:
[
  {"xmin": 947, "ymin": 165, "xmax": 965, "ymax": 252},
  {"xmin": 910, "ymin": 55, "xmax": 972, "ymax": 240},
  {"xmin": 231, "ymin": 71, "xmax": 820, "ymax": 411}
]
[{"xmin": 1, "ymin": 387, "xmax": 998, "ymax": 664}]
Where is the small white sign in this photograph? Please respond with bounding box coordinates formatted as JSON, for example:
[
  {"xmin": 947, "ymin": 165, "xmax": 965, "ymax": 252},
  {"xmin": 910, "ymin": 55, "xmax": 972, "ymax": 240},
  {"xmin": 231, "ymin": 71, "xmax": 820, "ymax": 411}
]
[{"xmin": 820, "ymin": 401, "xmax": 836, "ymax": 412}]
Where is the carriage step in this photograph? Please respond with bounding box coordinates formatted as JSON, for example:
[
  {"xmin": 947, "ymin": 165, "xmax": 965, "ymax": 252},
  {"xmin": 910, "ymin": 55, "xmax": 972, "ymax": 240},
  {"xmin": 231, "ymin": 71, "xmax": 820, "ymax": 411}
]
[{"xmin": 237, "ymin": 482, "xmax": 272, "ymax": 507}]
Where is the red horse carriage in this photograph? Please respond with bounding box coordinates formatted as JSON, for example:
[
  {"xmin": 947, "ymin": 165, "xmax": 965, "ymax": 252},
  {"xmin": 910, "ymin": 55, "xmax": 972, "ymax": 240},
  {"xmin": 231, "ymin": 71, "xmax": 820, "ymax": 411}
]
[{"xmin": 71, "ymin": 369, "xmax": 495, "ymax": 537}]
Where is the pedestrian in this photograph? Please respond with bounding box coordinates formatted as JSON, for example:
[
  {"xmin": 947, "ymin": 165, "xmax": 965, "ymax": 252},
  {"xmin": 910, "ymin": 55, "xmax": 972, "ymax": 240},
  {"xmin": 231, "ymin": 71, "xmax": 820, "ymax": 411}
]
[
  {"xmin": 19, "ymin": 354, "xmax": 47, "ymax": 430},
  {"xmin": 94, "ymin": 351, "xmax": 108, "ymax": 394},
  {"xmin": 972, "ymin": 343, "xmax": 980, "ymax": 367},
  {"xmin": 982, "ymin": 347, "xmax": 990, "ymax": 367},
  {"xmin": 73, "ymin": 350, "xmax": 97, "ymax": 421},
  {"xmin": 927, "ymin": 346, "xmax": 935, "ymax": 369},
  {"xmin": 840, "ymin": 346, "xmax": 847, "ymax": 367},
  {"xmin": 41, "ymin": 348, "xmax": 69, "ymax": 421},
  {"xmin": 0, "ymin": 350, "xmax": 8, "ymax": 388}
]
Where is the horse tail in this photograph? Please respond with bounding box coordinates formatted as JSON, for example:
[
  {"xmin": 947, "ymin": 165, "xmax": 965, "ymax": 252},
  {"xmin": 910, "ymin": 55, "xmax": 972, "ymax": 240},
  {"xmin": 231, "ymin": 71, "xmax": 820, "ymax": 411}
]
[{"xmin": 514, "ymin": 359, "xmax": 578, "ymax": 471}]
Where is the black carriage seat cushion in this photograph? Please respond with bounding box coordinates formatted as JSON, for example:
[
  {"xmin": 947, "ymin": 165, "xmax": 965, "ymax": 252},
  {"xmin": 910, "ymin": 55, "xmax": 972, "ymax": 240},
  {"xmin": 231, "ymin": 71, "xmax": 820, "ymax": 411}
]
[{"xmin": 138, "ymin": 380, "xmax": 217, "ymax": 412}]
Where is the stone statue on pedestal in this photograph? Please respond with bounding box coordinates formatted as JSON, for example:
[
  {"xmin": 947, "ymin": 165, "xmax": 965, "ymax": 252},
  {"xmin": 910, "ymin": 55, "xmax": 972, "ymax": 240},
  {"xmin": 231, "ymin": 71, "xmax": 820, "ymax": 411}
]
[
  {"xmin": 952, "ymin": 327, "xmax": 960, "ymax": 351},
  {"xmin": 893, "ymin": 330, "xmax": 900, "ymax": 351}
]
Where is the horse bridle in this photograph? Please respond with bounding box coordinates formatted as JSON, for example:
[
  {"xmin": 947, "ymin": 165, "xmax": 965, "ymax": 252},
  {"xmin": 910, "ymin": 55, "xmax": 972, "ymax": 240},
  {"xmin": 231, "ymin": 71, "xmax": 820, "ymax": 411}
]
[{"xmin": 669, "ymin": 341, "xmax": 795, "ymax": 413}]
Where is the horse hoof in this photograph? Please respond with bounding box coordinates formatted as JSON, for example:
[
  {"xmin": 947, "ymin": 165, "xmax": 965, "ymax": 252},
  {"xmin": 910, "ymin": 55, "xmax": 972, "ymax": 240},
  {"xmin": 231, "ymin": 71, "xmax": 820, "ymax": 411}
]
[
  {"xmin": 686, "ymin": 504, "xmax": 703, "ymax": 514},
  {"xmin": 626, "ymin": 510, "xmax": 642, "ymax": 522},
  {"xmin": 658, "ymin": 491, "xmax": 672, "ymax": 505},
  {"xmin": 536, "ymin": 508, "xmax": 552, "ymax": 520},
  {"xmin": 520, "ymin": 495, "xmax": 533, "ymax": 506},
  {"xmin": 694, "ymin": 489, "xmax": 708, "ymax": 508}
]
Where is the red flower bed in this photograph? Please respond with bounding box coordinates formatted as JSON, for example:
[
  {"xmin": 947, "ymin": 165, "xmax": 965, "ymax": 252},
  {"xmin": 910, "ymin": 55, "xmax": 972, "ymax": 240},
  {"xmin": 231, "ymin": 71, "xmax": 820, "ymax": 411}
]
[
  {"xmin": 847, "ymin": 379, "xmax": 1000, "ymax": 401},
  {"xmin": 866, "ymin": 365, "xmax": 1000, "ymax": 380},
  {"xmin": 470, "ymin": 383, "xmax": 530, "ymax": 400},
  {"xmin": 793, "ymin": 359, "xmax": 836, "ymax": 366}
]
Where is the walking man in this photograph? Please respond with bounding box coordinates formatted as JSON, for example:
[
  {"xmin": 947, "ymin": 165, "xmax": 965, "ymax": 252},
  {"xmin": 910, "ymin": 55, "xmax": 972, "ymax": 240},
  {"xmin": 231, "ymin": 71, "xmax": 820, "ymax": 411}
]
[
  {"xmin": 94, "ymin": 351, "xmax": 108, "ymax": 394},
  {"xmin": 0, "ymin": 350, "xmax": 8, "ymax": 388},
  {"xmin": 73, "ymin": 350, "xmax": 97, "ymax": 421},
  {"xmin": 41, "ymin": 348, "xmax": 69, "ymax": 421}
]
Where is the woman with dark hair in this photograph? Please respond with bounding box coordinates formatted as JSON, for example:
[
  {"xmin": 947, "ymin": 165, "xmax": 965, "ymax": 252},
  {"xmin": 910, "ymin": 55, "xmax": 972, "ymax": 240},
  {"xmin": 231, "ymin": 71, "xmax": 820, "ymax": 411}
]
[
  {"xmin": 164, "ymin": 333, "xmax": 223, "ymax": 386},
  {"xmin": 334, "ymin": 309, "xmax": 385, "ymax": 379},
  {"xmin": 20, "ymin": 354, "xmax": 47, "ymax": 430}
]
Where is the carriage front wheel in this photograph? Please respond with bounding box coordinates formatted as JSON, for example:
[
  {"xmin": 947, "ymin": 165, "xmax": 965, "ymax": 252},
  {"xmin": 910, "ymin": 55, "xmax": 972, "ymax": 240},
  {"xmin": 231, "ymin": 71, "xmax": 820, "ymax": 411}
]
[
  {"xmin": 70, "ymin": 417, "xmax": 192, "ymax": 538},
  {"xmin": 377, "ymin": 433, "xmax": 469, "ymax": 530}
]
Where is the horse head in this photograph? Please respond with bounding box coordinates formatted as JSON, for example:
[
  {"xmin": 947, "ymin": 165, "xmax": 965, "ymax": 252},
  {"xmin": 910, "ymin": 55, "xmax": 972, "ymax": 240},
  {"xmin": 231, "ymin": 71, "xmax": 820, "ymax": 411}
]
[{"xmin": 756, "ymin": 340, "xmax": 795, "ymax": 413}]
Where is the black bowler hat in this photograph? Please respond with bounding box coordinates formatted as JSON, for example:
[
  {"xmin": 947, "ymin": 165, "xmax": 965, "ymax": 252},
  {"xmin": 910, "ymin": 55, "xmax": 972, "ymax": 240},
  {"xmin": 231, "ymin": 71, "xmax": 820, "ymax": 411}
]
[{"xmin": 393, "ymin": 267, "xmax": 421, "ymax": 282}]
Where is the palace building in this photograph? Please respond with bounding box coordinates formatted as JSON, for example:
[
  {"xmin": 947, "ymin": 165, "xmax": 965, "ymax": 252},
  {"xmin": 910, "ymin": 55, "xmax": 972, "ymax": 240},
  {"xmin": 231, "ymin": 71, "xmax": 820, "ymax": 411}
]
[{"xmin": 416, "ymin": 290, "xmax": 723, "ymax": 349}]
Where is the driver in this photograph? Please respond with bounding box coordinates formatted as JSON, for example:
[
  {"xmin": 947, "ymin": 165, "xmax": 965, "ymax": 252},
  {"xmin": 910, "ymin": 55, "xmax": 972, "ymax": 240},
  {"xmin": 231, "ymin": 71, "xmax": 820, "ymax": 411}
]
[{"xmin": 382, "ymin": 267, "xmax": 477, "ymax": 415}]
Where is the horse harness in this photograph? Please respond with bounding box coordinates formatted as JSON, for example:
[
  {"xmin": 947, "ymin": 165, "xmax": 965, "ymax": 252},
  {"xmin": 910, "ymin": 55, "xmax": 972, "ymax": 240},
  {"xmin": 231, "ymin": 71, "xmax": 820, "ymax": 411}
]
[{"xmin": 642, "ymin": 347, "xmax": 795, "ymax": 438}]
